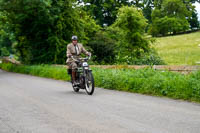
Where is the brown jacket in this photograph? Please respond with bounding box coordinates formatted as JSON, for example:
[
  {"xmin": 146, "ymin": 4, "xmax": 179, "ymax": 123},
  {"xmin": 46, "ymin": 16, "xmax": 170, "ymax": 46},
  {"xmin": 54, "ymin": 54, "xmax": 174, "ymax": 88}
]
[{"xmin": 66, "ymin": 43, "xmax": 89, "ymax": 63}]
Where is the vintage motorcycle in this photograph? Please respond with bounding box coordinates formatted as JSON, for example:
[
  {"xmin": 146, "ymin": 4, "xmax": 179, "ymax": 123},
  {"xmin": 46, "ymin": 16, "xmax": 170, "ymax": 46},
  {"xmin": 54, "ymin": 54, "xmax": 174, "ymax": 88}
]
[{"xmin": 68, "ymin": 56, "xmax": 95, "ymax": 95}]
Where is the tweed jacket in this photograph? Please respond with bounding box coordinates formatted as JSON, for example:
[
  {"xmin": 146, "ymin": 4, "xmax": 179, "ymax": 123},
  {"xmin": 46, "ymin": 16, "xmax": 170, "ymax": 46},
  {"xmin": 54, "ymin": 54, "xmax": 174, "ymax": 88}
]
[{"xmin": 66, "ymin": 43, "xmax": 89, "ymax": 63}]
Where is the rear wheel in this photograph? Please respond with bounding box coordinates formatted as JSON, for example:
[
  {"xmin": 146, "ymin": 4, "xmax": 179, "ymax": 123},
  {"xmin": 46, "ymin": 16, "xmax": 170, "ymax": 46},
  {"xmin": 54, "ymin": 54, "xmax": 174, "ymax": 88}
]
[
  {"xmin": 71, "ymin": 75, "xmax": 79, "ymax": 92},
  {"xmin": 85, "ymin": 71, "xmax": 94, "ymax": 95},
  {"xmin": 72, "ymin": 85, "xmax": 80, "ymax": 92}
]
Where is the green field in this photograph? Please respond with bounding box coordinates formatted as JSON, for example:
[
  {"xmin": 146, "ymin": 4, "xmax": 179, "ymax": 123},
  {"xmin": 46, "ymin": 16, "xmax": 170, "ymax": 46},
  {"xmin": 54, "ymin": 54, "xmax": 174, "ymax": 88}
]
[{"xmin": 155, "ymin": 31, "xmax": 200, "ymax": 65}]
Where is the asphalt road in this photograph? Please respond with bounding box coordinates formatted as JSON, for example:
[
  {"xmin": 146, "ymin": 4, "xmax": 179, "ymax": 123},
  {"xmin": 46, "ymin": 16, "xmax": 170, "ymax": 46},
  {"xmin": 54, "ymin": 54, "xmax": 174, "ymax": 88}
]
[{"xmin": 0, "ymin": 69, "xmax": 200, "ymax": 133}]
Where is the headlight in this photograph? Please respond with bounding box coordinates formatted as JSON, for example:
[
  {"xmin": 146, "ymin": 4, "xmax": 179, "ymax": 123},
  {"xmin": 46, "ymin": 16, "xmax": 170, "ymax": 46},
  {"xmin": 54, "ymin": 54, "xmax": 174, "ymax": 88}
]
[{"xmin": 82, "ymin": 62, "xmax": 88, "ymax": 67}]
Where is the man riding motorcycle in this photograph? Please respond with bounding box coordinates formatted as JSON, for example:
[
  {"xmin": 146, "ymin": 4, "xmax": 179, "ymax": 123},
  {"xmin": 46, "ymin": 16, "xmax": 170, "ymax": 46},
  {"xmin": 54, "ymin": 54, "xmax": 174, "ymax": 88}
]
[{"xmin": 66, "ymin": 35, "xmax": 91, "ymax": 85}]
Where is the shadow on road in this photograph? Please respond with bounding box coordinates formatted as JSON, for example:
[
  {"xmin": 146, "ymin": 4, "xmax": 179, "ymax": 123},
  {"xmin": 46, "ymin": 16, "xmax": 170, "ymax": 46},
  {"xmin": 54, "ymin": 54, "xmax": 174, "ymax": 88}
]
[{"xmin": 57, "ymin": 89, "xmax": 91, "ymax": 96}]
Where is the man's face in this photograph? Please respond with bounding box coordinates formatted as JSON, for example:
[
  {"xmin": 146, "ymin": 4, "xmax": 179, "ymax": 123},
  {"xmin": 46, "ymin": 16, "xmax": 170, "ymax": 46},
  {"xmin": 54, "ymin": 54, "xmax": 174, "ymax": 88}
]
[{"xmin": 72, "ymin": 40, "xmax": 77, "ymax": 45}]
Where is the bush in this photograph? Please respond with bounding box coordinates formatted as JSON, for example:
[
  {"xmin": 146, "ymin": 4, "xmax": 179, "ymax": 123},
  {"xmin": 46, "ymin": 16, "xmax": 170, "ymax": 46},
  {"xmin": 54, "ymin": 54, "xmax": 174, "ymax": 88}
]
[
  {"xmin": 0, "ymin": 47, "xmax": 10, "ymax": 56},
  {"xmin": 113, "ymin": 6, "xmax": 150, "ymax": 55},
  {"xmin": 93, "ymin": 67, "xmax": 200, "ymax": 102},
  {"xmin": 87, "ymin": 31, "xmax": 117, "ymax": 64},
  {"xmin": 115, "ymin": 48, "xmax": 165, "ymax": 65},
  {"xmin": 109, "ymin": 6, "xmax": 161, "ymax": 65}
]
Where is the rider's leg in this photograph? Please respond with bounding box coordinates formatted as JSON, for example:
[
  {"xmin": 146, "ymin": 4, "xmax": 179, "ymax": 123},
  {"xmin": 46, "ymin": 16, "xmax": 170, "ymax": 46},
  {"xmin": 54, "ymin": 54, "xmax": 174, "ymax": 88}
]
[
  {"xmin": 72, "ymin": 70, "xmax": 76, "ymax": 82},
  {"xmin": 71, "ymin": 62, "xmax": 78, "ymax": 83}
]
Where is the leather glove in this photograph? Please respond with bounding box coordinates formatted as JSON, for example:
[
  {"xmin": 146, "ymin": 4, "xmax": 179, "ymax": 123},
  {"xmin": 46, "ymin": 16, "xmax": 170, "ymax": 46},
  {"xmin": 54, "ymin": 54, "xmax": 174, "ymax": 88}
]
[
  {"xmin": 68, "ymin": 54, "xmax": 72, "ymax": 58},
  {"xmin": 87, "ymin": 52, "xmax": 91, "ymax": 57}
]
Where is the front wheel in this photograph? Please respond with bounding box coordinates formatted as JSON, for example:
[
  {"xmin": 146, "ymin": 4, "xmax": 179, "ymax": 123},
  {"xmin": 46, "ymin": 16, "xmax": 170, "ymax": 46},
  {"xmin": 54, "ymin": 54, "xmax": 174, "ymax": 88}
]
[{"xmin": 85, "ymin": 71, "xmax": 95, "ymax": 95}]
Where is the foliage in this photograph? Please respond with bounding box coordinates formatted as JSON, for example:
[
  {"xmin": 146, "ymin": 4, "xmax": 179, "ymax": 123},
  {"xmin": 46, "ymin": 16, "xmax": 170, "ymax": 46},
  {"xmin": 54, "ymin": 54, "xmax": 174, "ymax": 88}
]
[
  {"xmin": 150, "ymin": 0, "xmax": 191, "ymax": 36},
  {"xmin": 0, "ymin": 11, "xmax": 14, "ymax": 57},
  {"xmin": 142, "ymin": 0, "xmax": 154, "ymax": 23},
  {"xmin": 114, "ymin": 47, "xmax": 165, "ymax": 65},
  {"xmin": 0, "ymin": 0, "xmax": 100, "ymax": 64},
  {"xmin": 149, "ymin": 16, "xmax": 189, "ymax": 36},
  {"xmin": 0, "ymin": 0, "xmax": 199, "ymax": 64},
  {"xmin": 180, "ymin": 0, "xmax": 199, "ymax": 30},
  {"xmin": 188, "ymin": 10, "xmax": 200, "ymax": 30},
  {"xmin": 112, "ymin": 6, "xmax": 153, "ymax": 63},
  {"xmin": 0, "ymin": 47, "xmax": 9, "ymax": 56},
  {"xmin": 79, "ymin": 0, "xmax": 156, "ymax": 26},
  {"xmin": 0, "ymin": 0, "xmax": 73, "ymax": 64},
  {"xmin": 1, "ymin": 63, "xmax": 200, "ymax": 102},
  {"xmin": 94, "ymin": 67, "xmax": 200, "ymax": 102},
  {"xmin": 87, "ymin": 31, "xmax": 117, "ymax": 64},
  {"xmin": 77, "ymin": 10, "xmax": 101, "ymax": 44},
  {"xmin": 79, "ymin": 0, "xmax": 131, "ymax": 26}
]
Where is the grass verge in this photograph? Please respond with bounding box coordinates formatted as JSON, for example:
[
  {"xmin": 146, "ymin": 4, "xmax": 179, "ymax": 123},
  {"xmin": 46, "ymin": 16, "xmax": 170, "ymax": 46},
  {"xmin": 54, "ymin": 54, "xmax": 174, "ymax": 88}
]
[
  {"xmin": 1, "ymin": 63, "xmax": 200, "ymax": 102},
  {"xmin": 0, "ymin": 63, "xmax": 71, "ymax": 81}
]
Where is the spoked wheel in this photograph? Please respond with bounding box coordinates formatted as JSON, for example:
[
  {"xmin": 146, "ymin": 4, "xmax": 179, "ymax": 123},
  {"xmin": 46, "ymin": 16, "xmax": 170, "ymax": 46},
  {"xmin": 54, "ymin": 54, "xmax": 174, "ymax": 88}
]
[
  {"xmin": 71, "ymin": 75, "xmax": 79, "ymax": 92},
  {"xmin": 85, "ymin": 71, "xmax": 95, "ymax": 95},
  {"xmin": 72, "ymin": 84, "xmax": 80, "ymax": 92}
]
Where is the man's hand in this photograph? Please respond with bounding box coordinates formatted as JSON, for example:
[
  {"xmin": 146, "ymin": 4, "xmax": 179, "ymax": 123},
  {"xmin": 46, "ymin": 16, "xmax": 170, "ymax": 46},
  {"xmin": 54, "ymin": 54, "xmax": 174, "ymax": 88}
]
[
  {"xmin": 68, "ymin": 54, "xmax": 72, "ymax": 58},
  {"xmin": 87, "ymin": 52, "xmax": 91, "ymax": 57}
]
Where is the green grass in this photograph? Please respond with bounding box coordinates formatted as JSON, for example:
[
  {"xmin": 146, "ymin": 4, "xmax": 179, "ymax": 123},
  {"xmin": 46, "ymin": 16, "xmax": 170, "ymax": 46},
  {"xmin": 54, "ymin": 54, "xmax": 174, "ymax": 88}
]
[
  {"xmin": 1, "ymin": 63, "xmax": 200, "ymax": 102},
  {"xmin": 155, "ymin": 31, "xmax": 200, "ymax": 65},
  {"xmin": 0, "ymin": 63, "xmax": 71, "ymax": 81}
]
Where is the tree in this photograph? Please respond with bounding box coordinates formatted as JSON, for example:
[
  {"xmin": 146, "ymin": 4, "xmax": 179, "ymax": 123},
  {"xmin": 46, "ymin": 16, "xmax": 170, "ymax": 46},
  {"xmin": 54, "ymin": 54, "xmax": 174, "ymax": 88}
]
[
  {"xmin": 0, "ymin": 11, "xmax": 14, "ymax": 57},
  {"xmin": 0, "ymin": 0, "xmax": 100, "ymax": 64},
  {"xmin": 142, "ymin": 0, "xmax": 154, "ymax": 23},
  {"xmin": 87, "ymin": 31, "xmax": 116, "ymax": 64},
  {"xmin": 75, "ymin": 9, "xmax": 101, "ymax": 44},
  {"xmin": 188, "ymin": 10, "xmax": 199, "ymax": 29},
  {"xmin": 79, "ymin": 0, "xmax": 130, "ymax": 26},
  {"xmin": 150, "ymin": 0, "xmax": 191, "ymax": 36},
  {"xmin": 112, "ymin": 6, "xmax": 151, "ymax": 62}
]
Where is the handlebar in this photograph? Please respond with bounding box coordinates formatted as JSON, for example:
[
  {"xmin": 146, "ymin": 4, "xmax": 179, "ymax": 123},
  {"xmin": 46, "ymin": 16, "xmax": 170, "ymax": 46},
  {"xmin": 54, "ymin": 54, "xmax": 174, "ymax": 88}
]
[{"xmin": 71, "ymin": 55, "xmax": 91, "ymax": 62}]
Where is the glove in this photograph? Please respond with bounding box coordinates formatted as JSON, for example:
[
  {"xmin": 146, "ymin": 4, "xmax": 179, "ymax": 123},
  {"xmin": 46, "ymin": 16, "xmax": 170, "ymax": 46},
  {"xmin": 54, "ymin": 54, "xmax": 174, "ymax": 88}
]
[
  {"xmin": 87, "ymin": 52, "xmax": 91, "ymax": 57},
  {"xmin": 68, "ymin": 54, "xmax": 72, "ymax": 58}
]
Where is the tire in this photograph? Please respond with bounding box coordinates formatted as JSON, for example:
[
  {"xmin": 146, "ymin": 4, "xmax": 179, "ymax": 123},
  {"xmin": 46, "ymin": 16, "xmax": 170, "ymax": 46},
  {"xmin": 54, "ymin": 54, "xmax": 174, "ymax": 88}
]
[
  {"xmin": 71, "ymin": 75, "xmax": 79, "ymax": 92},
  {"xmin": 72, "ymin": 85, "xmax": 80, "ymax": 92},
  {"xmin": 85, "ymin": 71, "xmax": 95, "ymax": 95}
]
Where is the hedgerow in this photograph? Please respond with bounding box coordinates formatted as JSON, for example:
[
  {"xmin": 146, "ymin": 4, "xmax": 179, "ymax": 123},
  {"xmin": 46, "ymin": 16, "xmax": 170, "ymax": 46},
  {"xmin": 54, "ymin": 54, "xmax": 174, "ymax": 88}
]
[{"xmin": 1, "ymin": 63, "xmax": 200, "ymax": 102}]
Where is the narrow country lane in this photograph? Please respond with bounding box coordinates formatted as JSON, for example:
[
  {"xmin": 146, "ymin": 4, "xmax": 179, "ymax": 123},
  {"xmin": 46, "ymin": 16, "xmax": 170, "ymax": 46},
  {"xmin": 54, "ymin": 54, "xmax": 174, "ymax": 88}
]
[{"xmin": 0, "ymin": 69, "xmax": 200, "ymax": 133}]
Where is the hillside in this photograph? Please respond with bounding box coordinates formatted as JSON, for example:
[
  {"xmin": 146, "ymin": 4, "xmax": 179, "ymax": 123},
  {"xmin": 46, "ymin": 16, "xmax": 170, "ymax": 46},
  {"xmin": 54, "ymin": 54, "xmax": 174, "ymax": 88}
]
[{"xmin": 155, "ymin": 31, "xmax": 200, "ymax": 65}]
